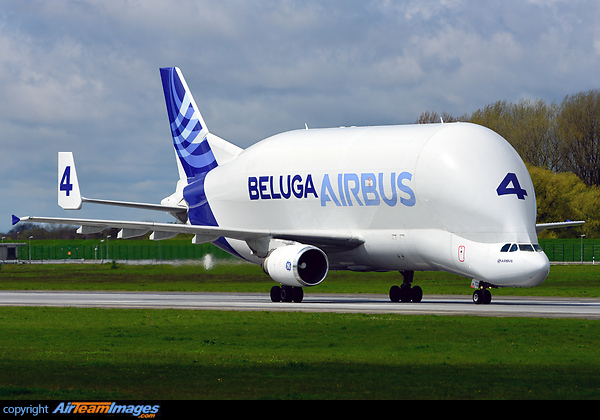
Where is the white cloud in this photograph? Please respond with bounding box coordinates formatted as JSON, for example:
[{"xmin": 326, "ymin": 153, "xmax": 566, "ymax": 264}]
[{"xmin": 1, "ymin": 0, "xmax": 600, "ymax": 232}]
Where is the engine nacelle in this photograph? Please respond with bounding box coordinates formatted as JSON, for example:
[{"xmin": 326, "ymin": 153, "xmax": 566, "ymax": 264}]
[{"xmin": 262, "ymin": 244, "xmax": 329, "ymax": 287}]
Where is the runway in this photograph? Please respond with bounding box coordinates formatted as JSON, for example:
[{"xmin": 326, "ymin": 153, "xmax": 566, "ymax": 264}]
[{"xmin": 0, "ymin": 291, "xmax": 599, "ymax": 318}]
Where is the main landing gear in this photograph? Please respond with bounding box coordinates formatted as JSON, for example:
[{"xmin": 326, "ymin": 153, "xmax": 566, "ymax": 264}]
[
  {"xmin": 270, "ymin": 285, "xmax": 304, "ymax": 303},
  {"xmin": 389, "ymin": 271, "xmax": 423, "ymax": 303},
  {"xmin": 471, "ymin": 280, "xmax": 495, "ymax": 304}
]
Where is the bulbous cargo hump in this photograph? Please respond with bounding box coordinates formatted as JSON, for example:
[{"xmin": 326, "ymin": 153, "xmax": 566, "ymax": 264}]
[{"xmin": 415, "ymin": 123, "xmax": 537, "ymax": 243}]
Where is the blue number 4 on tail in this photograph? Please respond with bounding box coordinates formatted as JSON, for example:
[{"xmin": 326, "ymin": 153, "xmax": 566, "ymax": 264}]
[
  {"xmin": 60, "ymin": 166, "xmax": 73, "ymax": 196},
  {"xmin": 496, "ymin": 173, "xmax": 527, "ymax": 200}
]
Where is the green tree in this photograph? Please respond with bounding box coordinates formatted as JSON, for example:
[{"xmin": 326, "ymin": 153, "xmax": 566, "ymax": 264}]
[
  {"xmin": 528, "ymin": 165, "xmax": 599, "ymax": 238},
  {"xmin": 414, "ymin": 111, "xmax": 462, "ymax": 124},
  {"xmin": 557, "ymin": 90, "xmax": 600, "ymax": 186},
  {"xmin": 469, "ymin": 99, "xmax": 561, "ymax": 171}
]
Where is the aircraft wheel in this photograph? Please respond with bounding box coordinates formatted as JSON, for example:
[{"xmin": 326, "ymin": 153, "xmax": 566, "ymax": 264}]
[
  {"xmin": 400, "ymin": 284, "xmax": 412, "ymax": 302},
  {"xmin": 280, "ymin": 286, "xmax": 294, "ymax": 302},
  {"xmin": 390, "ymin": 285, "xmax": 423, "ymax": 303},
  {"xmin": 473, "ymin": 289, "xmax": 493, "ymax": 304},
  {"xmin": 271, "ymin": 286, "xmax": 303, "ymax": 303},
  {"xmin": 389, "ymin": 285, "xmax": 401, "ymax": 302},
  {"xmin": 292, "ymin": 287, "xmax": 304, "ymax": 303},
  {"xmin": 483, "ymin": 289, "xmax": 492, "ymax": 304},
  {"xmin": 411, "ymin": 286, "xmax": 423, "ymax": 303},
  {"xmin": 270, "ymin": 286, "xmax": 282, "ymax": 302}
]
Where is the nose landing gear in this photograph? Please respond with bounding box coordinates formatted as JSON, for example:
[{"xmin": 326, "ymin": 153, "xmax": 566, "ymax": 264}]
[
  {"xmin": 471, "ymin": 280, "xmax": 496, "ymax": 304},
  {"xmin": 472, "ymin": 288, "xmax": 492, "ymax": 304}
]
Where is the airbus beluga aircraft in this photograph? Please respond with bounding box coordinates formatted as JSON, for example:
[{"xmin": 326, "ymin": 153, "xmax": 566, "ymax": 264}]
[{"xmin": 13, "ymin": 67, "xmax": 583, "ymax": 304}]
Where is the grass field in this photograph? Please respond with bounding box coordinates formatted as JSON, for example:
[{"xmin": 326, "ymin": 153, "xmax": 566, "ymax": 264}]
[
  {"xmin": 1, "ymin": 307, "xmax": 599, "ymax": 400},
  {"xmin": 0, "ymin": 262, "xmax": 599, "ymax": 400}
]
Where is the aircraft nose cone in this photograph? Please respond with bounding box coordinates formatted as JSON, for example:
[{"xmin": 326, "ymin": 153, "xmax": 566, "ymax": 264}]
[{"xmin": 525, "ymin": 252, "xmax": 550, "ymax": 287}]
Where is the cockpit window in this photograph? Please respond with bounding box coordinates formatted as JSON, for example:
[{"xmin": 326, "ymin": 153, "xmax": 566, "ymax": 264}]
[
  {"xmin": 501, "ymin": 243, "xmax": 543, "ymax": 252},
  {"xmin": 519, "ymin": 244, "xmax": 535, "ymax": 252}
]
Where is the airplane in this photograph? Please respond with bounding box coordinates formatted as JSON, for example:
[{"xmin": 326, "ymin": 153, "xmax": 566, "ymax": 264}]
[{"xmin": 13, "ymin": 67, "xmax": 584, "ymax": 305}]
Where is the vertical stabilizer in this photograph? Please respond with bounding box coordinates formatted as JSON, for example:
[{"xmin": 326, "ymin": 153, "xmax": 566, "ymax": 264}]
[
  {"xmin": 160, "ymin": 67, "xmax": 218, "ymax": 180},
  {"xmin": 160, "ymin": 67, "xmax": 242, "ymax": 229}
]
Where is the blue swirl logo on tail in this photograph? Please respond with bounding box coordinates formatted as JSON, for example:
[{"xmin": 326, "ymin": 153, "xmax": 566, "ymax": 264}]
[
  {"xmin": 160, "ymin": 67, "xmax": 217, "ymax": 179},
  {"xmin": 158, "ymin": 67, "xmax": 244, "ymax": 259}
]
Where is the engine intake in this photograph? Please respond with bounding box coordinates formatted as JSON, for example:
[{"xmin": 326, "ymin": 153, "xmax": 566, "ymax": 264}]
[{"xmin": 262, "ymin": 244, "xmax": 328, "ymax": 287}]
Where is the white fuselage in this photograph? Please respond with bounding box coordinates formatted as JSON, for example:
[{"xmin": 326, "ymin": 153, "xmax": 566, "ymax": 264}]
[{"xmin": 203, "ymin": 122, "xmax": 549, "ymax": 287}]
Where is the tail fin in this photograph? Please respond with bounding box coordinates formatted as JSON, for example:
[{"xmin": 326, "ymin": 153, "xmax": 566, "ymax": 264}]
[
  {"xmin": 160, "ymin": 67, "xmax": 218, "ymax": 180},
  {"xmin": 58, "ymin": 152, "xmax": 82, "ymax": 210}
]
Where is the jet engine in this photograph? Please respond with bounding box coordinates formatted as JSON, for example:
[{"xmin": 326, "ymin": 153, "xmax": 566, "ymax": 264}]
[{"xmin": 262, "ymin": 244, "xmax": 329, "ymax": 287}]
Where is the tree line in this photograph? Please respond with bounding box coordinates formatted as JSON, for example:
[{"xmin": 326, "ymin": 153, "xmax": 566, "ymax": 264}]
[{"xmin": 417, "ymin": 89, "xmax": 600, "ymax": 237}]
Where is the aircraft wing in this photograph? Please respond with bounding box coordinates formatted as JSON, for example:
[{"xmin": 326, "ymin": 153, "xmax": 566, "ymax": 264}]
[
  {"xmin": 12, "ymin": 215, "xmax": 364, "ymax": 256},
  {"xmin": 535, "ymin": 220, "xmax": 585, "ymax": 234}
]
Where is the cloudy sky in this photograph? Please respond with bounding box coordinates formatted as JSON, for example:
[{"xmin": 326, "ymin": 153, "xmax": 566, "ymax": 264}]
[{"xmin": 1, "ymin": 0, "xmax": 599, "ymax": 233}]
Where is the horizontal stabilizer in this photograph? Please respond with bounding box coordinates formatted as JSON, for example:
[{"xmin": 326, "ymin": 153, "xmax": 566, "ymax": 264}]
[
  {"xmin": 56, "ymin": 152, "xmax": 188, "ymax": 222},
  {"xmin": 81, "ymin": 197, "xmax": 188, "ymax": 222}
]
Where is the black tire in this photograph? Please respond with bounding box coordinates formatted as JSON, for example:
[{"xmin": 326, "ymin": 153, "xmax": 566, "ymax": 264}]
[
  {"xmin": 411, "ymin": 286, "xmax": 423, "ymax": 303},
  {"xmin": 292, "ymin": 287, "xmax": 304, "ymax": 303},
  {"xmin": 483, "ymin": 289, "xmax": 492, "ymax": 304},
  {"xmin": 473, "ymin": 289, "xmax": 483, "ymax": 304},
  {"xmin": 400, "ymin": 285, "xmax": 412, "ymax": 302},
  {"xmin": 389, "ymin": 285, "xmax": 401, "ymax": 302},
  {"xmin": 270, "ymin": 286, "xmax": 281, "ymax": 302}
]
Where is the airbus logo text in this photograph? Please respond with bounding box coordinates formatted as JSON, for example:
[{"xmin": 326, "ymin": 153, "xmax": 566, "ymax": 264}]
[{"xmin": 248, "ymin": 172, "xmax": 416, "ymax": 207}]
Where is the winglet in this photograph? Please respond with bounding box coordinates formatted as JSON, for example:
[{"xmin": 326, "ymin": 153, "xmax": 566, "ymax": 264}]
[
  {"xmin": 11, "ymin": 215, "xmax": 20, "ymax": 226},
  {"xmin": 535, "ymin": 220, "xmax": 585, "ymax": 234},
  {"xmin": 58, "ymin": 152, "xmax": 82, "ymax": 210}
]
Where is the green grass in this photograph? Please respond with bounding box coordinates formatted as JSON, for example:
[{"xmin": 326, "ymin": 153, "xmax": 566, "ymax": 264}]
[
  {"xmin": 1, "ymin": 307, "xmax": 599, "ymax": 399},
  {"xmin": 1, "ymin": 262, "xmax": 599, "ymax": 297},
  {"xmin": 0, "ymin": 262, "xmax": 271, "ymax": 292},
  {"xmin": 1, "ymin": 263, "xmax": 599, "ymax": 399}
]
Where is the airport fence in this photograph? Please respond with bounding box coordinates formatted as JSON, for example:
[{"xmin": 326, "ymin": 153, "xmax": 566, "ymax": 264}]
[
  {"xmin": 540, "ymin": 243, "xmax": 600, "ymax": 264},
  {"xmin": 3, "ymin": 239, "xmax": 600, "ymax": 264},
  {"xmin": 6, "ymin": 241, "xmax": 235, "ymax": 263}
]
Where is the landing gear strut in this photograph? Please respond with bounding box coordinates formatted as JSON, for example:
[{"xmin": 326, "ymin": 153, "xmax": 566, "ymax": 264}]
[
  {"xmin": 270, "ymin": 285, "xmax": 304, "ymax": 303},
  {"xmin": 389, "ymin": 271, "xmax": 423, "ymax": 303}
]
